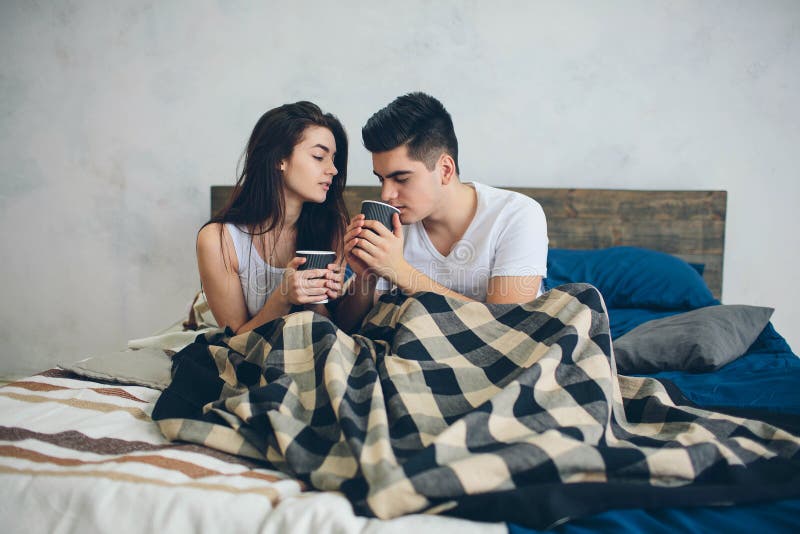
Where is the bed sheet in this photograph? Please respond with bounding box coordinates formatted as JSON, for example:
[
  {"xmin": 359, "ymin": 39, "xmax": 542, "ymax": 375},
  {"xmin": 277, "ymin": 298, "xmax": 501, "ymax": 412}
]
[
  {"xmin": 509, "ymin": 320, "xmax": 800, "ymax": 533},
  {"xmin": 509, "ymin": 499, "xmax": 800, "ymax": 534},
  {"xmin": 0, "ymin": 370, "xmax": 503, "ymax": 534},
  {"xmin": 606, "ymin": 304, "xmax": 800, "ymax": 415},
  {"xmin": 650, "ymin": 322, "xmax": 800, "ymax": 415}
]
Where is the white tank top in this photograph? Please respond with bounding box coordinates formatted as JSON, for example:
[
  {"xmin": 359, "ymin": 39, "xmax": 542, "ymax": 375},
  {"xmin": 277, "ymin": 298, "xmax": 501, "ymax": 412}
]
[{"xmin": 225, "ymin": 223, "xmax": 285, "ymax": 318}]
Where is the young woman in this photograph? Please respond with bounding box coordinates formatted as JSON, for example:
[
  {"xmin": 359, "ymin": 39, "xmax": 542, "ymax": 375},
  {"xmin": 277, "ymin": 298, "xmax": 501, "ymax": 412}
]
[{"xmin": 197, "ymin": 101, "xmax": 349, "ymax": 334}]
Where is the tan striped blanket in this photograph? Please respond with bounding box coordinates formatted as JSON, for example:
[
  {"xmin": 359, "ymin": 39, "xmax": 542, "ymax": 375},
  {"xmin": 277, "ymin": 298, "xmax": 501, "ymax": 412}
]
[{"xmin": 0, "ymin": 369, "xmax": 503, "ymax": 533}]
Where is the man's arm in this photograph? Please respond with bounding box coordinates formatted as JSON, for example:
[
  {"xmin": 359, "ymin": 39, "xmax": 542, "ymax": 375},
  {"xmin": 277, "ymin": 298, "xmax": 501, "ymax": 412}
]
[
  {"xmin": 390, "ymin": 261, "xmax": 475, "ymax": 301},
  {"xmin": 484, "ymin": 194, "xmax": 548, "ymax": 304},
  {"xmin": 350, "ymin": 215, "xmax": 477, "ymax": 302},
  {"xmin": 485, "ymin": 276, "xmax": 542, "ymax": 304},
  {"xmin": 393, "ymin": 271, "xmax": 541, "ymax": 304},
  {"xmin": 349, "ymin": 213, "xmax": 544, "ymax": 305},
  {"xmin": 332, "ymin": 214, "xmax": 387, "ymax": 333}
]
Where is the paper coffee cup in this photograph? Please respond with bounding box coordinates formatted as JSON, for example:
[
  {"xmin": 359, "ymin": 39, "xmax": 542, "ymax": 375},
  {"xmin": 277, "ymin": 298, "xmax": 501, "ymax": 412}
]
[
  {"xmin": 295, "ymin": 250, "xmax": 336, "ymax": 304},
  {"xmin": 360, "ymin": 200, "xmax": 401, "ymax": 231}
]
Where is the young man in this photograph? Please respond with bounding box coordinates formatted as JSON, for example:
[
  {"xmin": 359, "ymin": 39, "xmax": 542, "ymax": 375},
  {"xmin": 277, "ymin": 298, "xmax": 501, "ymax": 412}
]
[{"xmin": 336, "ymin": 92, "xmax": 548, "ymax": 332}]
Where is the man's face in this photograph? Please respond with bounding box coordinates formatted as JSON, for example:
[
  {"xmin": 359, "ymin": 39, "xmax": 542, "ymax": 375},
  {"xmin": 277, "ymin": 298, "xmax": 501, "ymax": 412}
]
[{"xmin": 372, "ymin": 144, "xmax": 441, "ymax": 225}]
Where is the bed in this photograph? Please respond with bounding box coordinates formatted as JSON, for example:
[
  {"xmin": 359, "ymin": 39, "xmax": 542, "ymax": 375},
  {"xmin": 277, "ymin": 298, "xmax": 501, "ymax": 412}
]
[{"xmin": 1, "ymin": 186, "xmax": 798, "ymax": 533}]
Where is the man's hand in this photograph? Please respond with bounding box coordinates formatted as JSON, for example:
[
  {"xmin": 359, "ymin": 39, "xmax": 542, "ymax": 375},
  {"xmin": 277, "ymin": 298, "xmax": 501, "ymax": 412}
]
[
  {"xmin": 348, "ymin": 213, "xmax": 408, "ymax": 284},
  {"xmin": 344, "ymin": 214, "xmax": 372, "ymax": 279}
]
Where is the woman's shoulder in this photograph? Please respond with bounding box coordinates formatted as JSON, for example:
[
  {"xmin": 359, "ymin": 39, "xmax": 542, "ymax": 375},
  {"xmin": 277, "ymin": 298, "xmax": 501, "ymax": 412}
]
[
  {"xmin": 197, "ymin": 222, "xmax": 226, "ymax": 245},
  {"xmin": 197, "ymin": 222, "xmax": 239, "ymax": 255},
  {"xmin": 197, "ymin": 222, "xmax": 239, "ymax": 271}
]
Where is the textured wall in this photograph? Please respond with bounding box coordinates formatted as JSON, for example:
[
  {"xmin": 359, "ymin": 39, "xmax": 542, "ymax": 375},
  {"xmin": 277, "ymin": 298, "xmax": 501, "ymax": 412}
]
[{"xmin": 1, "ymin": 1, "xmax": 798, "ymax": 377}]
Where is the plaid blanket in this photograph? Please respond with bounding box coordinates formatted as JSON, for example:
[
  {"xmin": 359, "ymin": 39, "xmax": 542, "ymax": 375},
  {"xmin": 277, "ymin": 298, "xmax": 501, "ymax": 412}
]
[{"xmin": 153, "ymin": 284, "xmax": 800, "ymax": 529}]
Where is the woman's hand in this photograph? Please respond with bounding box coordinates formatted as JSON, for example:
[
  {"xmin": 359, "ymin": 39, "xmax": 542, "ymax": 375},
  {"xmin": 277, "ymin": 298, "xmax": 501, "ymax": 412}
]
[
  {"xmin": 323, "ymin": 262, "xmax": 346, "ymax": 301},
  {"xmin": 282, "ymin": 257, "xmax": 331, "ymax": 305}
]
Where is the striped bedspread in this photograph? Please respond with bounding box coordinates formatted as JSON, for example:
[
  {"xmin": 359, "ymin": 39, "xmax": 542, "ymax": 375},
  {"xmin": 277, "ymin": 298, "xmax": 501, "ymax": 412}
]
[{"xmin": 0, "ymin": 369, "xmax": 502, "ymax": 533}]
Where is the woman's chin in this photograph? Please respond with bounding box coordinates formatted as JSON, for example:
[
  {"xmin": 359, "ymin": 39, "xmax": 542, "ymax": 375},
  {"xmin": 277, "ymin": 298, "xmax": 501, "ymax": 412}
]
[{"xmin": 304, "ymin": 194, "xmax": 328, "ymax": 204}]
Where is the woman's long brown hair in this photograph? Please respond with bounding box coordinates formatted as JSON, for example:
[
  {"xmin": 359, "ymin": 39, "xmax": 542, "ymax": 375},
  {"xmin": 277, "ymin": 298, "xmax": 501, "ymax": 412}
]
[{"xmin": 207, "ymin": 101, "xmax": 349, "ymax": 265}]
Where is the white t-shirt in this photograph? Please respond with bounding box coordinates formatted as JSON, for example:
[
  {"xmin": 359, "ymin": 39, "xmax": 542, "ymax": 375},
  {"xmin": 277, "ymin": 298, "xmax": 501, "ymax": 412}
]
[{"xmin": 376, "ymin": 182, "xmax": 548, "ymax": 301}]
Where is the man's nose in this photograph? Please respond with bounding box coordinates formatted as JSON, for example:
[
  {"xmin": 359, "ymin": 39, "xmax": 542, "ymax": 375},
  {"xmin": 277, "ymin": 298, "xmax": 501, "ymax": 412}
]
[{"xmin": 381, "ymin": 182, "xmax": 397, "ymax": 203}]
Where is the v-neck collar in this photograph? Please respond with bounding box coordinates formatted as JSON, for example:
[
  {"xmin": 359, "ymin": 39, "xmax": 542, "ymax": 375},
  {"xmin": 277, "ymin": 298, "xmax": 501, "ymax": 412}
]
[{"xmin": 417, "ymin": 182, "xmax": 480, "ymax": 261}]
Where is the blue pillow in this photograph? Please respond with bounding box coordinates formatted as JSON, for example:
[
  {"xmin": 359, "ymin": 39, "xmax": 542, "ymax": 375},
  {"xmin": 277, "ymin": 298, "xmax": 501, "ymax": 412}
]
[
  {"xmin": 689, "ymin": 262, "xmax": 705, "ymax": 276},
  {"xmin": 545, "ymin": 247, "xmax": 717, "ymax": 310}
]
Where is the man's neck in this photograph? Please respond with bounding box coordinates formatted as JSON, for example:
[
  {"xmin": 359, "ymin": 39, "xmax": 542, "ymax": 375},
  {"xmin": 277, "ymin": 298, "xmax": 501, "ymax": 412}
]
[{"xmin": 421, "ymin": 180, "xmax": 478, "ymax": 254}]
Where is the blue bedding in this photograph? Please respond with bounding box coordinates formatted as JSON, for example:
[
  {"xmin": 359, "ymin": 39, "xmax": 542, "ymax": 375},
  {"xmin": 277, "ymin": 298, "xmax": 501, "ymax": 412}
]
[
  {"xmin": 510, "ymin": 324, "xmax": 800, "ymax": 533},
  {"xmin": 514, "ymin": 248, "xmax": 800, "ymax": 532},
  {"xmin": 609, "ymin": 308, "xmax": 800, "ymax": 414},
  {"xmin": 535, "ymin": 323, "xmax": 799, "ymax": 533},
  {"xmin": 509, "ymin": 499, "xmax": 800, "ymax": 534},
  {"xmin": 652, "ymin": 322, "xmax": 800, "ymax": 415}
]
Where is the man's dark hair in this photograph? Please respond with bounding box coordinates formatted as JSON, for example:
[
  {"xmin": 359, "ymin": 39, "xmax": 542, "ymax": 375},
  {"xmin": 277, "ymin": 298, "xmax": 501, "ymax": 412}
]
[{"xmin": 362, "ymin": 92, "xmax": 459, "ymax": 174}]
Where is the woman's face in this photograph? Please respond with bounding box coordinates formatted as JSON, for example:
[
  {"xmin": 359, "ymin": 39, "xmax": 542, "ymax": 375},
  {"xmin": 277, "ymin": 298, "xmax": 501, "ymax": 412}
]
[{"xmin": 281, "ymin": 126, "xmax": 338, "ymax": 206}]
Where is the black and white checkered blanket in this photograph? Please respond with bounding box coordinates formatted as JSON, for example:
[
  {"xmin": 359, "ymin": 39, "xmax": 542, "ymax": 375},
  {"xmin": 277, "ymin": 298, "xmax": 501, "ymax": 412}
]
[{"xmin": 153, "ymin": 284, "xmax": 800, "ymax": 528}]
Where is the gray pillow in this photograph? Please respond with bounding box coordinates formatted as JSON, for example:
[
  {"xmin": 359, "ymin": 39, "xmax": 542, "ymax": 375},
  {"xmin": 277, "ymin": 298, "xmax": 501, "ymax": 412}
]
[{"xmin": 613, "ymin": 305, "xmax": 774, "ymax": 373}]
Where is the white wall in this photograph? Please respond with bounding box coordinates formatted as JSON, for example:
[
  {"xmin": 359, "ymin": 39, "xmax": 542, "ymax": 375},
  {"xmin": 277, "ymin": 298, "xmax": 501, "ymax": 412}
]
[{"xmin": 1, "ymin": 1, "xmax": 798, "ymax": 378}]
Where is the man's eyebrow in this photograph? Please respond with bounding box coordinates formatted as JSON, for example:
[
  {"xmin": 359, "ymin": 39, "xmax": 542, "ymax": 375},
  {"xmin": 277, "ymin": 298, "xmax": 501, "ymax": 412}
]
[{"xmin": 373, "ymin": 169, "xmax": 412, "ymax": 179}]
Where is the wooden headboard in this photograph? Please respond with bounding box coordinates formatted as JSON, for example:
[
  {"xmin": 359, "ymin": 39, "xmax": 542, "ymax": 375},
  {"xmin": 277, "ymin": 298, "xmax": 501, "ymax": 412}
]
[{"xmin": 211, "ymin": 185, "xmax": 727, "ymax": 299}]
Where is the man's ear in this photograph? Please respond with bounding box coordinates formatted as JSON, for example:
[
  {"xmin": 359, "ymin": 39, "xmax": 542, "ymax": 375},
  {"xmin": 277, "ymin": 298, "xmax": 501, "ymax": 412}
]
[{"xmin": 438, "ymin": 153, "xmax": 457, "ymax": 185}]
